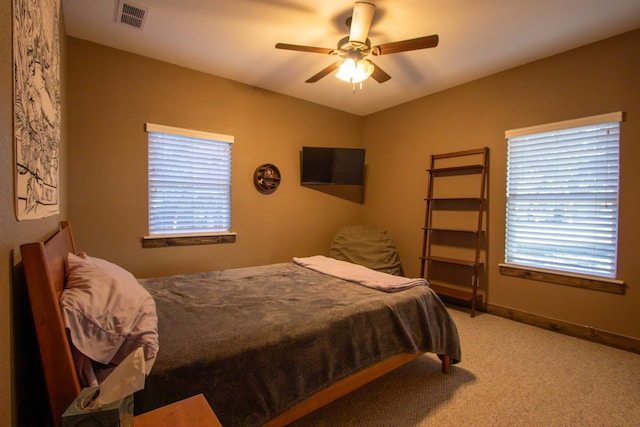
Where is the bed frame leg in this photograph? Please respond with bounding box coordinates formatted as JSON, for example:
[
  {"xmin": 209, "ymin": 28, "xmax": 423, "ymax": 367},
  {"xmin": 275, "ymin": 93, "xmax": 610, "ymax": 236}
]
[{"xmin": 441, "ymin": 355, "xmax": 451, "ymax": 374}]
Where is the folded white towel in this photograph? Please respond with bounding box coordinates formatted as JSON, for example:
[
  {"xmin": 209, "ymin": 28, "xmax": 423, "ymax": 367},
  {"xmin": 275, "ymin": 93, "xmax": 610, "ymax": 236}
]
[{"xmin": 293, "ymin": 255, "xmax": 427, "ymax": 292}]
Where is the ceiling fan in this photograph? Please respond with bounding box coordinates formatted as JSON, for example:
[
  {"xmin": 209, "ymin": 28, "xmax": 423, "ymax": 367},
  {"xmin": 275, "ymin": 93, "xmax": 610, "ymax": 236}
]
[{"xmin": 275, "ymin": 2, "xmax": 439, "ymax": 86}]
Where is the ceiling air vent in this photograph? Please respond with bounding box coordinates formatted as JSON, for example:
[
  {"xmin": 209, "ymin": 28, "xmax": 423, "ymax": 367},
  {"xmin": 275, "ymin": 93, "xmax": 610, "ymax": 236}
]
[{"xmin": 116, "ymin": 0, "xmax": 148, "ymax": 30}]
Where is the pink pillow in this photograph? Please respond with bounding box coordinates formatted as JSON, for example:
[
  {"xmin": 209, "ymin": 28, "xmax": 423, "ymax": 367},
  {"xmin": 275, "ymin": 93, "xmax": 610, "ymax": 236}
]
[{"xmin": 61, "ymin": 253, "xmax": 159, "ymax": 378}]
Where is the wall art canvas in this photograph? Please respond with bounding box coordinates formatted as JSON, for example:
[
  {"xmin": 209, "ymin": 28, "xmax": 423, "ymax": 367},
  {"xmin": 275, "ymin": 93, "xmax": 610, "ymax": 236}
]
[{"xmin": 14, "ymin": 0, "xmax": 61, "ymax": 220}]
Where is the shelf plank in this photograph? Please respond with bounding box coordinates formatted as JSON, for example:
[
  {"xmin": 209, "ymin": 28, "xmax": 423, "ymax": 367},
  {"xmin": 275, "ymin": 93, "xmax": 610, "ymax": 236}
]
[
  {"xmin": 423, "ymin": 227, "xmax": 480, "ymax": 234},
  {"xmin": 431, "ymin": 147, "xmax": 488, "ymax": 160},
  {"xmin": 428, "ymin": 283, "xmax": 475, "ymax": 302},
  {"xmin": 427, "ymin": 165, "xmax": 485, "ymax": 174},
  {"xmin": 425, "ymin": 197, "xmax": 484, "ymax": 202},
  {"xmin": 421, "ymin": 255, "xmax": 481, "ymax": 268},
  {"xmin": 428, "ymin": 283, "xmax": 483, "ymax": 312}
]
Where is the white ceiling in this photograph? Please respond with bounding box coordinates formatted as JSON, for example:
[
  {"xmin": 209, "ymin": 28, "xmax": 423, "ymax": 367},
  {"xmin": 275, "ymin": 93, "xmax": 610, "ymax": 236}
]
[{"xmin": 61, "ymin": 0, "xmax": 640, "ymax": 116}]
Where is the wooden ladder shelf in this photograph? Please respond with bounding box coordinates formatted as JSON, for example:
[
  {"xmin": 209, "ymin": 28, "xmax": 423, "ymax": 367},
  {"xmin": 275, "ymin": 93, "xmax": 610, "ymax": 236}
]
[{"xmin": 420, "ymin": 147, "xmax": 488, "ymax": 316}]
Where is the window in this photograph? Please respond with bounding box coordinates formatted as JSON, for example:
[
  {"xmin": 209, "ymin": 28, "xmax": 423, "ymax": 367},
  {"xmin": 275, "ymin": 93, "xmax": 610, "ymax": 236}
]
[
  {"xmin": 143, "ymin": 123, "xmax": 234, "ymax": 246},
  {"xmin": 504, "ymin": 112, "xmax": 623, "ymax": 283}
]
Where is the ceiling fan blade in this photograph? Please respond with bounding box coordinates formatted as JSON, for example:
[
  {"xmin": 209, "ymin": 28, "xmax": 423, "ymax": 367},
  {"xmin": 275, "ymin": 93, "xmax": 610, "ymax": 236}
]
[
  {"xmin": 368, "ymin": 61, "xmax": 391, "ymax": 83},
  {"xmin": 349, "ymin": 2, "xmax": 375, "ymax": 46},
  {"xmin": 275, "ymin": 43, "xmax": 334, "ymax": 55},
  {"xmin": 306, "ymin": 61, "xmax": 342, "ymax": 83},
  {"xmin": 372, "ymin": 34, "xmax": 439, "ymax": 56}
]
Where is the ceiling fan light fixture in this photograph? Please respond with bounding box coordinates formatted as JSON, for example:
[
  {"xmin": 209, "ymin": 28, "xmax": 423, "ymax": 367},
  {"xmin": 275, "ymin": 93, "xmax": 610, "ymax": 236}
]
[
  {"xmin": 275, "ymin": 2, "xmax": 438, "ymax": 86},
  {"xmin": 349, "ymin": 2, "xmax": 375, "ymax": 46},
  {"xmin": 335, "ymin": 58, "xmax": 374, "ymax": 84}
]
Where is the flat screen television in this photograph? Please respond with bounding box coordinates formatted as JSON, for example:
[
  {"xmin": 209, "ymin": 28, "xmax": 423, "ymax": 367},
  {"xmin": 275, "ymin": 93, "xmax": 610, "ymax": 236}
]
[{"xmin": 301, "ymin": 147, "xmax": 366, "ymax": 185}]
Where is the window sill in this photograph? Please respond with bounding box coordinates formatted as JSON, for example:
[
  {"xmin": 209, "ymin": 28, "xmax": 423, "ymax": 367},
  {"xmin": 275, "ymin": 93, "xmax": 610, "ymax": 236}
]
[
  {"xmin": 141, "ymin": 233, "xmax": 236, "ymax": 248},
  {"xmin": 499, "ymin": 264, "xmax": 625, "ymax": 295}
]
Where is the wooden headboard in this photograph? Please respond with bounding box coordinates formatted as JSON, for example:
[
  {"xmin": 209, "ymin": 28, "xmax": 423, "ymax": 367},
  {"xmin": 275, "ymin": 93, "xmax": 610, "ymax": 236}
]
[{"xmin": 20, "ymin": 221, "xmax": 81, "ymax": 427}]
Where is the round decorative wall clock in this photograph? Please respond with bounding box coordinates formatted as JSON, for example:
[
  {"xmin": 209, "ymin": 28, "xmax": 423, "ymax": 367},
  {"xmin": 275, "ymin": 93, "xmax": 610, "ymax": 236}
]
[{"xmin": 253, "ymin": 164, "xmax": 281, "ymax": 194}]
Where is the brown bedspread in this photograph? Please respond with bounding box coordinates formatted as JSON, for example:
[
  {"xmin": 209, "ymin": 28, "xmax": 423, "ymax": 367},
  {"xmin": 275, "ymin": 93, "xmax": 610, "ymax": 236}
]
[{"xmin": 134, "ymin": 262, "xmax": 461, "ymax": 426}]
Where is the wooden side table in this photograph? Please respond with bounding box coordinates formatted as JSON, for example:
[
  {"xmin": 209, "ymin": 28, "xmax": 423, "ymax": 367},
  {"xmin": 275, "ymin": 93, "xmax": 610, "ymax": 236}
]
[{"xmin": 134, "ymin": 394, "xmax": 222, "ymax": 427}]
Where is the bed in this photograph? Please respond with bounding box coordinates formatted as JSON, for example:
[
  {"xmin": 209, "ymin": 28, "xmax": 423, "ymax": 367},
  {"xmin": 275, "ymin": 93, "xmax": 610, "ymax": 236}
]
[{"xmin": 20, "ymin": 221, "xmax": 461, "ymax": 427}]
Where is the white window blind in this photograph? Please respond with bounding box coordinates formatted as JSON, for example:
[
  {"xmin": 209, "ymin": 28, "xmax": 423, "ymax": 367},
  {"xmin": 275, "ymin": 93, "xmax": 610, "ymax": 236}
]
[
  {"xmin": 146, "ymin": 123, "xmax": 233, "ymax": 236},
  {"xmin": 505, "ymin": 112, "xmax": 622, "ymax": 278}
]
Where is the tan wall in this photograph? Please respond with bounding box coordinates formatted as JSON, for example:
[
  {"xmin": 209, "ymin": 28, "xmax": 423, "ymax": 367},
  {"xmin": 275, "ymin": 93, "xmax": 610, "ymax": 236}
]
[
  {"xmin": 363, "ymin": 29, "xmax": 640, "ymax": 339},
  {"xmin": 66, "ymin": 38, "xmax": 364, "ymax": 278}
]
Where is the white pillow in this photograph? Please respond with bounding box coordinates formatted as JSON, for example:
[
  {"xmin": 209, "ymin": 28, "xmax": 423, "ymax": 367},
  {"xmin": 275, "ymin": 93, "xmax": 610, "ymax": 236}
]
[{"xmin": 61, "ymin": 253, "xmax": 159, "ymax": 378}]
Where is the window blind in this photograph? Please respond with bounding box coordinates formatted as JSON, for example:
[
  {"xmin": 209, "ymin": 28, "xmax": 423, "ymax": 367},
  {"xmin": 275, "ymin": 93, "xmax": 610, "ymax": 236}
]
[
  {"xmin": 505, "ymin": 114, "xmax": 621, "ymax": 278},
  {"xmin": 147, "ymin": 124, "xmax": 233, "ymax": 236}
]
